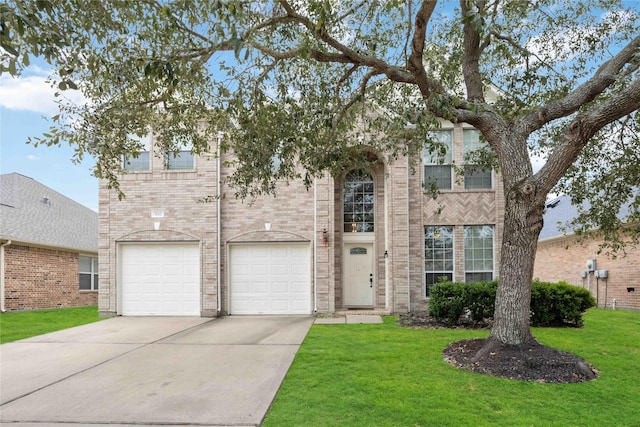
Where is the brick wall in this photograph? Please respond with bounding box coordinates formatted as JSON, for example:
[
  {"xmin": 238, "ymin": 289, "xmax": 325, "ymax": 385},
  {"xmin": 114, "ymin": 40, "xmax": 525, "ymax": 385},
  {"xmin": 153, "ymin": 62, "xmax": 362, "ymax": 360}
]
[
  {"xmin": 410, "ymin": 122, "xmax": 505, "ymax": 311},
  {"xmin": 100, "ymin": 123, "xmax": 505, "ymax": 316},
  {"xmin": 3, "ymin": 245, "xmax": 97, "ymax": 311},
  {"xmin": 534, "ymin": 235, "xmax": 640, "ymax": 311}
]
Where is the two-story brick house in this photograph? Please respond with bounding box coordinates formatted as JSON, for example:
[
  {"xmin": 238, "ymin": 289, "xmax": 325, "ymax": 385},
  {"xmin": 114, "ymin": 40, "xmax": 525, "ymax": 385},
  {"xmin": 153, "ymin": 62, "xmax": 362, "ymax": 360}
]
[{"xmin": 98, "ymin": 121, "xmax": 504, "ymax": 317}]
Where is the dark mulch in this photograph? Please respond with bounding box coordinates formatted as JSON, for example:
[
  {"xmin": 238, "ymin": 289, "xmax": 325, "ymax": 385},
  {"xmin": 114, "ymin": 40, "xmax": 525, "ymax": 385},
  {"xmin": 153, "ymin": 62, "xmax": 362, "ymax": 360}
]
[{"xmin": 398, "ymin": 312, "xmax": 599, "ymax": 383}]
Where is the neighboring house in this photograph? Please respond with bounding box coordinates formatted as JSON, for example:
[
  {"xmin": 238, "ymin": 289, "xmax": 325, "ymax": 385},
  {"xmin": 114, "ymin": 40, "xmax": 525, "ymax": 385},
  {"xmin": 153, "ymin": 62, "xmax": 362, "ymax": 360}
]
[
  {"xmin": 98, "ymin": 121, "xmax": 505, "ymax": 317},
  {"xmin": 533, "ymin": 195, "xmax": 639, "ymax": 311},
  {"xmin": 0, "ymin": 173, "xmax": 98, "ymax": 312}
]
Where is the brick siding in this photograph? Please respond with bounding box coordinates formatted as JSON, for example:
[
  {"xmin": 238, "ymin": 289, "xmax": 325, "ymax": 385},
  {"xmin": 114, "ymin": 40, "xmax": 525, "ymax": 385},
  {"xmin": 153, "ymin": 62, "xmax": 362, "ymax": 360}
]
[
  {"xmin": 534, "ymin": 235, "xmax": 640, "ymax": 311},
  {"xmin": 99, "ymin": 122, "xmax": 504, "ymax": 316},
  {"xmin": 3, "ymin": 245, "xmax": 97, "ymax": 311}
]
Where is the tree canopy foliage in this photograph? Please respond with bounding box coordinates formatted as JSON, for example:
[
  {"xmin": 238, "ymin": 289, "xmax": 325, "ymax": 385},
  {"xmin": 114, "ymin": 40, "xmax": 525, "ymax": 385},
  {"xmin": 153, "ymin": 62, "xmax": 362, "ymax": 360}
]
[{"xmin": 2, "ymin": 0, "xmax": 639, "ymax": 346}]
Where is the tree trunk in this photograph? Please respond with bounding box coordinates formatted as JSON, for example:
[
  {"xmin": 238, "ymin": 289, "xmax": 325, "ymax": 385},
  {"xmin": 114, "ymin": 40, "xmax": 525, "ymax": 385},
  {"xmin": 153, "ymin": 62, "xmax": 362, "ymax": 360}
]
[{"xmin": 491, "ymin": 184, "xmax": 545, "ymax": 345}]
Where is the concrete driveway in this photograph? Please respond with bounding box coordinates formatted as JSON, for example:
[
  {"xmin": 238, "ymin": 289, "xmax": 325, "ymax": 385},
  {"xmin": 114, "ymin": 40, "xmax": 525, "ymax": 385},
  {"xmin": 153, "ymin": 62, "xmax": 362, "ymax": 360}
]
[{"xmin": 0, "ymin": 315, "xmax": 313, "ymax": 426}]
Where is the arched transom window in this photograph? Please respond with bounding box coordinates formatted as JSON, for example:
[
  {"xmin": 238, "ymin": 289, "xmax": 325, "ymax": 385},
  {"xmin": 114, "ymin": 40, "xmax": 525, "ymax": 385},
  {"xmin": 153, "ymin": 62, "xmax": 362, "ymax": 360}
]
[{"xmin": 343, "ymin": 170, "xmax": 374, "ymax": 233}]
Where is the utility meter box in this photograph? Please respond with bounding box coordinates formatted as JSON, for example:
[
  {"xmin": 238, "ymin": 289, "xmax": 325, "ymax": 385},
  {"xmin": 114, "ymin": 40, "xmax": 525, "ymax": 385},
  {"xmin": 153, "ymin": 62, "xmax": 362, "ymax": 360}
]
[
  {"xmin": 586, "ymin": 259, "xmax": 597, "ymax": 272},
  {"xmin": 580, "ymin": 271, "xmax": 588, "ymax": 279},
  {"xmin": 595, "ymin": 269, "xmax": 608, "ymax": 279}
]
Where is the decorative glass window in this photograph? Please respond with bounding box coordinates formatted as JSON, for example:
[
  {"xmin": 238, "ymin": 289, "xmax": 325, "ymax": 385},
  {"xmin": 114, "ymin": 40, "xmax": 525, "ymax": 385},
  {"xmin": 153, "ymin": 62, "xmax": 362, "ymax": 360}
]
[
  {"xmin": 423, "ymin": 130, "xmax": 453, "ymax": 190},
  {"xmin": 123, "ymin": 133, "xmax": 152, "ymax": 171},
  {"xmin": 343, "ymin": 170, "xmax": 374, "ymax": 232},
  {"xmin": 463, "ymin": 129, "xmax": 492, "ymax": 189},
  {"xmin": 79, "ymin": 256, "xmax": 98, "ymax": 290},
  {"xmin": 464, "ymin": 225, "xmax": 494, "ymax": 282},
  {"xmin": 424, "ymin": 226, "xmax": 454, "ymax": 297}
]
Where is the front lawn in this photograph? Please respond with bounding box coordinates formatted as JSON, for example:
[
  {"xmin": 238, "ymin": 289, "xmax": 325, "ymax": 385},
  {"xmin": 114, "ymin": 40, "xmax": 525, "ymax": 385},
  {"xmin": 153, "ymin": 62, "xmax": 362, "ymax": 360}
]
[
  {"xmin": 264, "ymin": 309, "xmax": 640, "ymax": 427},
  {"xmin": 0, "ymin": 306, "xmax": 103, "ymax": 343}
]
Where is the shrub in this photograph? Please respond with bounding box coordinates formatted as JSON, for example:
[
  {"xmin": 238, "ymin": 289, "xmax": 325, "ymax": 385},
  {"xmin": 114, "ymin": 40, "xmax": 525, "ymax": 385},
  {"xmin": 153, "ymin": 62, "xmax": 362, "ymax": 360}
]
[
  {"xmin": 428, "ymin": 280, "xmax": 497, "ymax": 326},
  {"xmin": 530, "ymin": 280, "xmax": 596, "ymax": 327},
  {"xmin": 428, "ymin": 281, "xmax": 465, "ymax": 326},
  {"xmin": 428, "ymin": 279, "xmax": 594, "ymax": 327}
]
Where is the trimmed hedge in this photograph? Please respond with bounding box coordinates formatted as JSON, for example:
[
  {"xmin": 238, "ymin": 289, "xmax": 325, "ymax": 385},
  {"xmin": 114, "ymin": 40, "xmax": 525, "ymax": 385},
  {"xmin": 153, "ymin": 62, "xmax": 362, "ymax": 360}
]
[{"xmin": 428, "ymin": 279, "xmax": 595, "ymax": 327}]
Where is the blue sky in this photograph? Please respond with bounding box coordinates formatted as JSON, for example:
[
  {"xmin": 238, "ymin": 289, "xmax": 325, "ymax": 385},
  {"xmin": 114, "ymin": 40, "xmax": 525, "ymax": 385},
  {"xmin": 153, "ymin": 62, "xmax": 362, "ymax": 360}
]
[{"xmin": 1, "ymin": 64, "xmax": 98, "ymax": 211}]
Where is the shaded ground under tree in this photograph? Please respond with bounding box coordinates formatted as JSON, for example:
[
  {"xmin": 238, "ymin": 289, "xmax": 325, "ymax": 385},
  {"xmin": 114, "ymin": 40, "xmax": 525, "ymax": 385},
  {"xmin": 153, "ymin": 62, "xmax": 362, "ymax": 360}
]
[{"xmin": 398, "ymin": 312, "xmax": 598, "ymax": 384}]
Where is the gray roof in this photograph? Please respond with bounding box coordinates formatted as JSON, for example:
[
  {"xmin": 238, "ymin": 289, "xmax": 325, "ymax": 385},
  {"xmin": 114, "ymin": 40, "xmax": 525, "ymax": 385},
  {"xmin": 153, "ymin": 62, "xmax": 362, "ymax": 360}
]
[
  {"xmin": 0, "ymin": 173, "xmax": 98, "ymax": 253},
  {"xmin": 539, "ymin": 193, "xmax": 634, "ymax": 241}
]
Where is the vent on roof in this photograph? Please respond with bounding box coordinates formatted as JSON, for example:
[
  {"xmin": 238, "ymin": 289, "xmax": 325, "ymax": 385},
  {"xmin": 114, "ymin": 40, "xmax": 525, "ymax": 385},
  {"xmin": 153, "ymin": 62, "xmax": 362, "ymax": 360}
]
[
  {"xmin": 545, "ymin": 198, "xmax": 560, "ymax": 209},
  {"xmin": 42, "ymin": 196, "xmax": 52, "ymax": 207}
]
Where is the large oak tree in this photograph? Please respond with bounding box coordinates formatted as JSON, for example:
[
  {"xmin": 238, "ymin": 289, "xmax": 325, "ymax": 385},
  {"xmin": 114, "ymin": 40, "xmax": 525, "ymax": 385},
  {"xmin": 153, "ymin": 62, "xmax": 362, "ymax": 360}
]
[{"xmin": 3, "ymin": 1, "xmax": 639, "ymax": 355}]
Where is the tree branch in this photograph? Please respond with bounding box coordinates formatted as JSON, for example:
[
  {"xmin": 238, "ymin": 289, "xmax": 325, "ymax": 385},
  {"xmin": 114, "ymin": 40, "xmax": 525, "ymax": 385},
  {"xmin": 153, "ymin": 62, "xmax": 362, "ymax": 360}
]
[
  {"xmin": 275, "ymin": 0, "xmax": 416, "ymax": 85},
  {"xmin": 407, "ymin": 0, "xmax": 445, "ymax": 97},
  {"xmin": 522, "ymin": 34, "xmax": 640, "ymax": 133},
  {"xmin": 535, "ymin": 77, "xmax": 640, "ymax": 196},
  {"xmin": 460, "ymin": 0, "xmax": 486, "ymax": 102}
]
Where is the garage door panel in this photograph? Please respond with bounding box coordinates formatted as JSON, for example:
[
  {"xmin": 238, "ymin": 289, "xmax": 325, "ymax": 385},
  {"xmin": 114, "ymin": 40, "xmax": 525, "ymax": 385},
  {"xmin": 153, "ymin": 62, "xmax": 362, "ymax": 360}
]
[
  {"xmin": 230, "ymin": 244, "xmax": 310, "ymax": 315},
  {"xmin": 121, "ymin": 244, "xmax": 200, "ymax": 316}
]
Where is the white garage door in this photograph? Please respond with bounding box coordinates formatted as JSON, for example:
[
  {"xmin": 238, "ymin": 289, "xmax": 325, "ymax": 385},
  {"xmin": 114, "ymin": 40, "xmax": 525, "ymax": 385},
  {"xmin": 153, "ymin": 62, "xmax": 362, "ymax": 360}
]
[
  {"xmin": 229, "ymin": 244, "xmax": 310, "ymax": 315},
  {"xmin": 121, "ymin": 244, "xmax": 200, "ymax": 316}
]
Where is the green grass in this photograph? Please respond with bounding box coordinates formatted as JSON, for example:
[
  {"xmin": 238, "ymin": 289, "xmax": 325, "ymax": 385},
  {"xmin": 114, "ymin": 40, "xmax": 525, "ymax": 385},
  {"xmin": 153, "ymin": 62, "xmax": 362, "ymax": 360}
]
[
  {"xmin": 0, "ymin": 306, "xmax": 103, "ymax": 343},
  {"xmin": 264, "ymin": 309, "xmax": 640, "ymax": 427}
]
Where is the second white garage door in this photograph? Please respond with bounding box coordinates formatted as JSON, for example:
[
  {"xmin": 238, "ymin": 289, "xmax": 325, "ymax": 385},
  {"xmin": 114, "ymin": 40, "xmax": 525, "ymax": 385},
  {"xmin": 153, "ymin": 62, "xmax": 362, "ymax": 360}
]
[
  {"xmin": 120, "ymin": 243, "xmax": 200, "ymax": 316},
  {"xmin": 229, "ymin": 244, "xmax": 311, "ymax": 315}
]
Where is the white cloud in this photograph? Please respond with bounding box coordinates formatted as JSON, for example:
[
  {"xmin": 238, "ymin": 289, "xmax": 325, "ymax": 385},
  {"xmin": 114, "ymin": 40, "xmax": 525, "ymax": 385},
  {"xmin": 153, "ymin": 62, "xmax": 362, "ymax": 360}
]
[
  {"xmin": 0, "ymin": 68, "xmax": 84, "ymax": 115},
  {"xmin": 27, "ymin": 154, "xmax": 39, "ymax": 161}
]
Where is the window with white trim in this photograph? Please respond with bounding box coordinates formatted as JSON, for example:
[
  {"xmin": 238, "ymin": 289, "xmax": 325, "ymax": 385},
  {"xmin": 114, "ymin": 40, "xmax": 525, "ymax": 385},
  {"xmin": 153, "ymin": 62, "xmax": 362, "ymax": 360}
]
[
  {"xmin": 343, "ymin": 170, "xmax": 374, "ymax": 232},
  {"xmin": 166, "ymin": 150, "xmax": 194, "ymax": 170},
  {"xmin": 423, "ymin": 130, "xmax": 453, "ymax": 190},
  {"xmin": 424, "ymin": 226, "xmax": 454, "ymax": 297},
  {"xmin": 123, "ymin": 133, "xmax": 152, "ymax": 171},
  {"xmin": 79, "ymin": 256, "xmax": 98, "ymax": 290},
  {"xmin": 463, "ymin": 129, "xmax": 492, "ymax": 189},
  {"xmin": 464, "ymin": 225, "xmax": 494, "ymax": 282},
  {"xmin": 166, "ymin": 134, "xmax": 194, "ymax": 170}
]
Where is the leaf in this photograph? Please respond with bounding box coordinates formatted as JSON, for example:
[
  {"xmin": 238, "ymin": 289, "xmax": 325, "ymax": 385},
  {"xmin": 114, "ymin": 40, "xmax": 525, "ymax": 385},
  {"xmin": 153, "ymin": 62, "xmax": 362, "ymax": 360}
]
[{"xmin": 1, "ymin": 42, "xmax": 19, "ymax": 57}]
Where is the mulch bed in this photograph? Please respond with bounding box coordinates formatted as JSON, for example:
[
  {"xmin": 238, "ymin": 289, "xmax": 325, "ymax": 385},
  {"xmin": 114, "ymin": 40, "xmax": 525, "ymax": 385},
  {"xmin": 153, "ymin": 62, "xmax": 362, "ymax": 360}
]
[{"xmin": 398, "ymin": 312, "xmax": 599, "ymax": 383}]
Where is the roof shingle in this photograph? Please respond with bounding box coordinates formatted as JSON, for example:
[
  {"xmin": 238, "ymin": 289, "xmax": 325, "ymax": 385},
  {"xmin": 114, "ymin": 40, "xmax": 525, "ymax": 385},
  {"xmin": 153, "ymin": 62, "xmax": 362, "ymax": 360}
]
[{"xmin": 0, "ymin": 173, "xmax": 97, "ymax": 253}]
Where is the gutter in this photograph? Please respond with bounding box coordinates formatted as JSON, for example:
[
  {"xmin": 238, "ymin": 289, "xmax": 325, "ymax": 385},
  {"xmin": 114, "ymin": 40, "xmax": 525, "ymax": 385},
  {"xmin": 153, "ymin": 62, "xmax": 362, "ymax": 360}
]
[{"xmin": 1, "ymin": 240, "xmax": 12, "ymax": 312}]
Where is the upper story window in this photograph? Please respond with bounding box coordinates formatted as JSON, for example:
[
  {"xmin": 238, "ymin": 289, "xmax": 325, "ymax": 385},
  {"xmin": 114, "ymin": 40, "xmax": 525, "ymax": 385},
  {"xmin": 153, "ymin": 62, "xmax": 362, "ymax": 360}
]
[
  {"xmin": 343, "ymin": 170, "xmax": 374, "ymax": 233},
  {"xmin": 79, "ymin": 256, "xmax": 98, "ymax": 290},
  {"xmin": 423, "ymin": 130, "xmax": 453, "ymax": 191},
  {"xmin": 123, "ymin": 133, "xmax": 151, "ymax": 171},
  {"xmin": 165, "ymin": 134, "xmax": 195, "ymax": 170},
  {"xmin": 463, "ymin": 129, "xmax": 492, "ymax": 189},
  {"xmin": 166, "ymin": 150, "xmax": 194, "ymax": 170}
]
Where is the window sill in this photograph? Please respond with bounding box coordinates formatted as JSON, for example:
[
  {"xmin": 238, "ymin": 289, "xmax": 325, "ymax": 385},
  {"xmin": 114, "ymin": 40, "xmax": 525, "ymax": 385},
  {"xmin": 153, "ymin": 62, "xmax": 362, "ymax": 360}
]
[
  {"xmin": 79, "ymin": 290, "xmax": 98, "ymax": 293},
  {"xmin": 422, "ymin": 188, "xmax": 494, "ymax": 194}
]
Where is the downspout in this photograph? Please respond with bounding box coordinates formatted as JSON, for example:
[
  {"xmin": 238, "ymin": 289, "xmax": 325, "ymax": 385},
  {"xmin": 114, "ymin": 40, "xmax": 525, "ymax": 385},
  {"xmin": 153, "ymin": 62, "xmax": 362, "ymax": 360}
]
[
  {"xmin": 0, "ymin": 240, "xmax": 11, "ymax": 312},
  {"xmin": 217, "ymin": 132, "xmax": 222, "ymax": 315},
  {"xmin": 384, "ymin": 166, "xmax": 389, "ymax": 311},
  {"xmin": 406, "ymin": 156, "xmax": 411, "ymax": 312},
  {"xmin": 313, "ymin": 178, "xmax": 318, "ymax": 313}
]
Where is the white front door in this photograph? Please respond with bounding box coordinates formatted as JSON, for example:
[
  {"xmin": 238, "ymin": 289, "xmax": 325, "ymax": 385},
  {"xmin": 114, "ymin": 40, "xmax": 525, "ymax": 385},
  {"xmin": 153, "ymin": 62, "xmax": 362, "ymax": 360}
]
[{"xmin": 344, "ymin": 243, "xmax": 374, "ymax": 306}]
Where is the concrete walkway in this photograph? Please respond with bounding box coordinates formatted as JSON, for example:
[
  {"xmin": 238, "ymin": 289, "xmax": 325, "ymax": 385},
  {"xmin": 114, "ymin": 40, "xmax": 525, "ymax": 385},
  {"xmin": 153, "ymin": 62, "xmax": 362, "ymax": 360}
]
[
  {"xmin": 314, "ymin": 314, "xmax": 383, "ymax": 324},
  {"xmin": 0, "ymin": 316, "xmax": 313, "ymax": 427}
]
